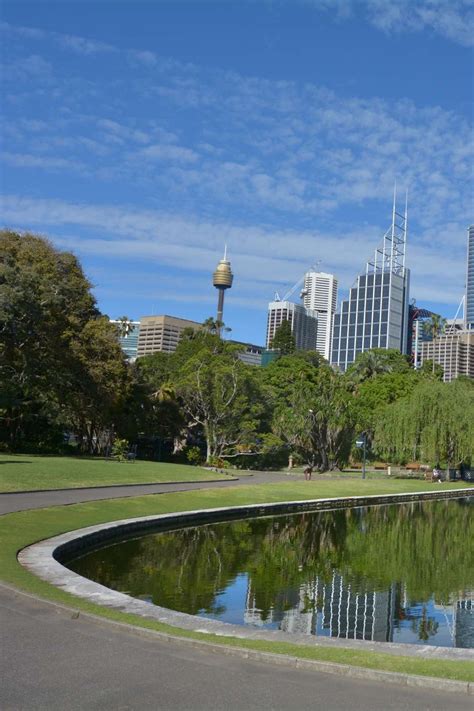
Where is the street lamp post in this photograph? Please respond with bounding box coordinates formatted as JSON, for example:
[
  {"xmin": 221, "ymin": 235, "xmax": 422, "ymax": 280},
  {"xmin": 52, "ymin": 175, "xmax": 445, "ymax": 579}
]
[{"xmin": 356, "ymin": 433, "xmax": 367, "ymax": 480}]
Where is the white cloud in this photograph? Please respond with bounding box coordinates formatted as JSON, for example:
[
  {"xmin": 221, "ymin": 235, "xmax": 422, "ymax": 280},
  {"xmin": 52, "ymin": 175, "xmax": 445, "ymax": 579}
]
[
  {"xmin": 2, "ymin": 152, "xmax": 86, "ymax": 172},
  {"xmin": 139, "ymin": 144, "xmax": 199, "ymax": 163},
  {"xmin": 1, "ymin": 18, "xmax": 470, "ymax": 319},
  {"xmin": 304, "ymin": 0, "xmax": 474, "ymax": 46},
  {"xmin": 1, "ymin": 194, "xmax": 467, "ymax": 311},
  {"xmin": 2, "ymin": 54, "xmax": 53, "ymax": 81},
  {"xmin": 0, "ymin": 21, "xmax": 116, "ymax": 55},
  {"xmin": 55, "ymin": 33, "xmax": 115, "ymax": 55}
]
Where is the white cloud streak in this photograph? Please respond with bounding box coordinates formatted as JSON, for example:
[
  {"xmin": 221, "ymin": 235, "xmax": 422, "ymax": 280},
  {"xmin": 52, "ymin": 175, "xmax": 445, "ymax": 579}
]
[
  {"xmin": 1, "ymin": 18, "xmax": 471, "ymax": 320},
  {"xmin": 303, "ymin": 0, "xmax": 474, "ymax": 46},
  {"xmin": 1, "ymin": 194, "xmax": 467, "ymax": 309}
]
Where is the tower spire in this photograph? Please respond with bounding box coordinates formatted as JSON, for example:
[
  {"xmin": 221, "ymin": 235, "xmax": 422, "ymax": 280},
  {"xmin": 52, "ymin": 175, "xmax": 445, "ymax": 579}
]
[
  {"xmin": 391, "ymin": 181, "xmax": 397, "ymax": 238},
  {"xmin": 212, "ymin": 248, "xmax": 234, "ymax": 336}
]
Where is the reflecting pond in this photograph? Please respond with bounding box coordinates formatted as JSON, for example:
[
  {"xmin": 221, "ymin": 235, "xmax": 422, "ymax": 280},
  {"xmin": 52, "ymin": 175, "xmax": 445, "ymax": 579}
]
[{"xmin": 68, "ymin": 498, "xmax": 474, "ymax": 648}]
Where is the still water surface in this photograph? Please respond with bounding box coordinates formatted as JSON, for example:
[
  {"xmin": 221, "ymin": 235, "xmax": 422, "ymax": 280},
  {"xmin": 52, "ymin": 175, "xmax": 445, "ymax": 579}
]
[{"xmin": 69, "ymin": 498, "xmax": 474, "ymax": 648}]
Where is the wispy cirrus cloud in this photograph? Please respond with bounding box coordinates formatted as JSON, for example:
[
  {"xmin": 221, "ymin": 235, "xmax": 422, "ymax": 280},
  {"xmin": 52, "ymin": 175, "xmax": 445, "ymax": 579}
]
[
  {"xmin": 1, "ymin": 193, "xmax": 467, "ymax": 310},
  {"xmin": 1, "ymin": 18, "xmax": 471, "ymax": 328},
  {"xmin": 2, "ymin": 152, "xmax": 87, "ymax": 173},
  {"xmin": 0, "ymin": 21, "xmax": 116, "ymax": 55},
  {"xmin": 303, "ymin": 0, "xmax": 474, "ymax": 46}
]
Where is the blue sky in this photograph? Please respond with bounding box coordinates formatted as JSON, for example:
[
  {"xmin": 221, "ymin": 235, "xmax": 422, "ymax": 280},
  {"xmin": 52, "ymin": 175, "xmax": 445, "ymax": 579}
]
[{"xmin": 1, "ymin": 1, "xmax": 473, "ymax": 345}]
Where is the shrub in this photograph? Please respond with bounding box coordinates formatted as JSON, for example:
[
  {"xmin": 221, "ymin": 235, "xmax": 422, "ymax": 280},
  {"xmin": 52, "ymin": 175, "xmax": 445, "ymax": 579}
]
[
  {"xmin": 185, "ymin": 446, "xmax": 202, "ymax": 466},
  {"xmin": 112, "ymin": 438, "xmax": 129, "ymax": 462}
]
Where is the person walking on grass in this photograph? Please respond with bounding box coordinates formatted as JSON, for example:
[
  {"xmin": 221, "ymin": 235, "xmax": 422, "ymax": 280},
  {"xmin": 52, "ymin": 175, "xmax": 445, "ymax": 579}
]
[{"xmin": 304, "ymin": 465, "xmax": 313, "ymax": 481}]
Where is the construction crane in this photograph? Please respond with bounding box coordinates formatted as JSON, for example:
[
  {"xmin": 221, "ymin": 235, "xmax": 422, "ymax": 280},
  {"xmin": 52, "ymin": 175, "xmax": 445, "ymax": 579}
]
[{"xmin": 274, "ymin": 261, "xmax": 321, "ymax": 302}]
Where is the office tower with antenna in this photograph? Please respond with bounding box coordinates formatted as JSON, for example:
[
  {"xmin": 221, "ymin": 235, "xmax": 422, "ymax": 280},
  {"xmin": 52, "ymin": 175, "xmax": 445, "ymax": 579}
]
[
  {"xmin": 212, "ymin": 246, "xmax": 233, "ymax": 334},
  {"xmin": 302, "ymin": 271, "xmax": 338, "ymax": 360},
  {"xmin": 330, "ymin": 190, "xmax": 410, "ymax": 372}
]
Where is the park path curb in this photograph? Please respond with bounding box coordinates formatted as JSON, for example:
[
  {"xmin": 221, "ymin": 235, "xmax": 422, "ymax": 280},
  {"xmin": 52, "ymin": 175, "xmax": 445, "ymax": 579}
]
[
  {"xmin": 17, "ymin": 488, "xmax": 474, "ymax": 694},
  {"xmin": 1, "ymin": 582, "xmax": 471, "ymax": 696}
]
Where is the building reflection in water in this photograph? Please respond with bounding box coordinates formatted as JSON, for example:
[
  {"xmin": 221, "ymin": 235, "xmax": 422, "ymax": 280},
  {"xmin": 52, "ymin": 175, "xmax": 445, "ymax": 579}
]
[{"xmin": 245, "ymin": 574, "xmax": 473, "ymax": 647}]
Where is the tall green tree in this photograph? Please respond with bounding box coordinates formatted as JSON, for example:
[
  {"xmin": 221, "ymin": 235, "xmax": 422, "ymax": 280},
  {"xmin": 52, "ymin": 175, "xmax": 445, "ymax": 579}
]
[
  {"xmin": 269, "ymin": 319, "xmax": 296, "ymax": 355},
  {"xmin": 346, "ymin": 348, "xmax": 410, "ymax": 385},
  {"xmin": 352, "ymin": 370, "xmax": 421, "ymax": 443},
  {"xmin": 374, "ymin": 379, "xmax": 474, "ymax": 467},
  {"xmin": 271, "ymin": 362, "xmax": 355, "ymax": 471},
  {"xmin": 423, "ymin": 315, "xmax": 446, "ymax": 374},
  {"xmin": 115, "ymin": 316, "xmax": 135, "ymax": 338},
  {"xmin": 176, "ymin": 347, "xmax": 265, "ymax": 462},
  {"xmin": 0, "ymin": 230, "xmax": 130, "ymax": 452}
]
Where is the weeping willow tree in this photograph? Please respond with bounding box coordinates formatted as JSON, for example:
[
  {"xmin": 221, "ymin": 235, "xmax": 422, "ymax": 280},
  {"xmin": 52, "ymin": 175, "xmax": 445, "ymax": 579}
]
[{"xmin": 373, "ymin": 378, "xmax": 474, "ymax": 467}]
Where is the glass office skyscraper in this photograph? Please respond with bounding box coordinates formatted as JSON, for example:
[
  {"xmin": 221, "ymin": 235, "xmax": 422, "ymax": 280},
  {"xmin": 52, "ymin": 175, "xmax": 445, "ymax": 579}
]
[
  {"xmin": 467, "ymin": 225, "xmax": 474, "ymax": 330},
  {"xmin": 331, "ymin": 197, "xmax": 410, "ymax": 371}
]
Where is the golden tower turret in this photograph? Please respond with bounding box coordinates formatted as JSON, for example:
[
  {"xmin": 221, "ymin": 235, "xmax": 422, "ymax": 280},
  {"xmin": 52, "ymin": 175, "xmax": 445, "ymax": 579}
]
[{"xmin": 212, "ymin": 246, "xmax": 233, "ymax": 334}]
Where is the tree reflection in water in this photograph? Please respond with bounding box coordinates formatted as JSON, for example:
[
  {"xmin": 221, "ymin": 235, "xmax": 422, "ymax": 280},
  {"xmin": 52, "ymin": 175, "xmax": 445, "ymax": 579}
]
[{"xmin": 70, "ymin": 498, "xmax": 474, "ymax": 648}]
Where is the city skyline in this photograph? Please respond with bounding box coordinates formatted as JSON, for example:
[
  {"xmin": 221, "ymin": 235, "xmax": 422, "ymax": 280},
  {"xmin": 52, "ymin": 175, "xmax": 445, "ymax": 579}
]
[{"xmin": 0, "ymin": 1, "xmax": 472, "ymax": 346}]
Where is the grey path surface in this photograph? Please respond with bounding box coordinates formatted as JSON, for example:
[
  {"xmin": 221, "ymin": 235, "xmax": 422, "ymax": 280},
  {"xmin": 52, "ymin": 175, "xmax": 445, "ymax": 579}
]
[
  {"xmin": 0, "ymin": 471, "xmax": 293, "ymax": 515},
  {"xmin": 1, "ymin": 585, "xmax": 470, "ymax": 711}
]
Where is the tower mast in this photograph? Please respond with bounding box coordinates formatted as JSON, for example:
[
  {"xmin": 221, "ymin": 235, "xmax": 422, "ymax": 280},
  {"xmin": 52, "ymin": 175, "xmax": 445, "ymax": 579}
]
[{"xmin": 212, "ymin": 246, "xmax": 233, "ymax": 336}]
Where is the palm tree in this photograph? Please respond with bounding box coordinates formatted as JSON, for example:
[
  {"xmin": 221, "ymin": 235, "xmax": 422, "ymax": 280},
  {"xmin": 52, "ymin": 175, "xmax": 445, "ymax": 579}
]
[
  {"xmin": 423, "ymin": 315, "xmax": 446, "ymax": 374},
  {"xmin": 116, "ymin": 316, "xmax": 135, "ymax": 339},
  {"xmin": 202, "ymin": 317, "xmax": 229, "ymax": 337},
  {"xmin": 348, "ymin": 350, "xmax": 391, "ymax": 384},
  {"xmin": 152, "ymin": 382, "xmax": 176, "ymax": 403}
]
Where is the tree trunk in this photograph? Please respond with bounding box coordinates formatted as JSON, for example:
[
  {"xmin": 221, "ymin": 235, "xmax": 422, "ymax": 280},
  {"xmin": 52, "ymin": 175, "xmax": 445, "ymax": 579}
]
[{"xmin": 205, "ymin": 424, "xmax": 212, "ymax": 463}]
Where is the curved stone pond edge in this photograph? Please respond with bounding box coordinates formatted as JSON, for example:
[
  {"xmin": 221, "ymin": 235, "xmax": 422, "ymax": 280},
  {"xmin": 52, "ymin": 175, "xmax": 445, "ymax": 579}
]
[{"xmin": 18, "ymin": 489, "xmax": 474, "ymax": 687}]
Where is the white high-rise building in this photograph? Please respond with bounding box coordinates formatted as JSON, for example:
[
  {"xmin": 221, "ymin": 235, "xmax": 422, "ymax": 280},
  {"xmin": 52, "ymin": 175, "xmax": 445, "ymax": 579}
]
[
  {"xmin": 266, "ymin": 300, "xmax": 318, "ymax": 351},
  {"xmin": 302, "ymin": 272, "xmax": 338, "ymax": 360}
]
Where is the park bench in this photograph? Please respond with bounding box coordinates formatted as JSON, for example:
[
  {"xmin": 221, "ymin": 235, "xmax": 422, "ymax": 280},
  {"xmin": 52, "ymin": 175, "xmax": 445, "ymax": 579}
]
[{"xmin": 126, "ymin": 444, "xmax": 137, "ymax": 463}]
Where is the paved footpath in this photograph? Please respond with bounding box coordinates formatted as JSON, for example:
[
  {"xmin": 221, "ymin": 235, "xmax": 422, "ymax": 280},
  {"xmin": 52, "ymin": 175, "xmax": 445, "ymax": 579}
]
[
  {"xmin": 1, "ymin": 585, "xmax": 471, "ymax": 711},
  {"xmin": 2, "ymin": 477, "xmax": 472, "ymax": 710},
  {"xmin": 0, "ymin": 471, "xmax": 291, "ymax": 515}
]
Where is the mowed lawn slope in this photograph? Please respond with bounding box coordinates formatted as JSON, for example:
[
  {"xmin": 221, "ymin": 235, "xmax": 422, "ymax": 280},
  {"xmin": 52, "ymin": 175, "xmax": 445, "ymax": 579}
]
[
  {"xmin": 0, "ymin": 454, "xmax": 234, "ymax": 492},
  {"xmin": 1, "ymin": 479, "xmax": 473, "ymax": 682}
]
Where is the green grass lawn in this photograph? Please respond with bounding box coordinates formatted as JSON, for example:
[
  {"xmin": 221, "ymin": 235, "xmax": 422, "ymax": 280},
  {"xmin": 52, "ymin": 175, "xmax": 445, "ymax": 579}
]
[
  {"xmin": 1, "ymin": 478, "xmax": 473, "ymax": 683},
  {"xmin": 0, "ymin": 454, "xmax": 235, "ymax": 492}
]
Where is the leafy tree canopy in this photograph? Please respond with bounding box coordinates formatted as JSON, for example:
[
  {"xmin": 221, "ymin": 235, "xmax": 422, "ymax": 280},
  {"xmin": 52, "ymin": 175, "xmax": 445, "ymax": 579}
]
[
  {"xmin": 374, "ymin": 378, "xmax": 474, "ymax": 467},
  {"xmin": 269, "ymin": 319, "xmax": 295, "ymax": 355},
  {"xmin": 0, "ymin": 230, "xmax": 130, "ymax": 452},
  {"xmin": 345, "ymin": 348, "xmax": 411, "ymax": 385}
]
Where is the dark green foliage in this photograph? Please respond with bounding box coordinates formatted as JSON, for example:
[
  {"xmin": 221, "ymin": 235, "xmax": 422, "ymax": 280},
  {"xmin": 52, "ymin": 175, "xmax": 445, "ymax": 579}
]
[
  {"xmin": 346, "ymin": 348, "xmax": 411, "ymax": 384},
  {"xmin": 0, "ymin": 230, "xmax": 131, "ymax": 453},
  {"xmin": 374, "ymin": 378, "xmax": 474, "ymax": 466},
  {"xmin": 262, "ymin": 355, "xmax": 355, "ymax": 470},
  {"xmin": 2, "ymin": 230, "xmax": 471, "ymax": 472},
  {"xmin": 269, "ymin": 319, "xmax": 295, "ymax": 355}
]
